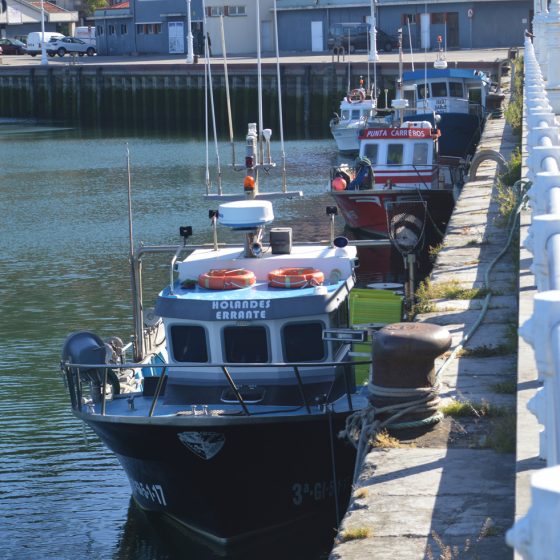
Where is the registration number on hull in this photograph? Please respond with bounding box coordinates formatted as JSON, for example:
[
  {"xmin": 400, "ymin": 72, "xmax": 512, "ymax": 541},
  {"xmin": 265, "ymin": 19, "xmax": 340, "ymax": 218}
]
[{"xmin": 131, "ymin": 480, "xmax": 167, "ymax": 506}]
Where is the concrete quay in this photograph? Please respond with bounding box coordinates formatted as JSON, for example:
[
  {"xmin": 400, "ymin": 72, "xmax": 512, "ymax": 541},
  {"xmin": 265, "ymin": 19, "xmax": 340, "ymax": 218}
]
[{"xmin": 331, "ymin": 82, "xmax": 539, "ymax": 558}]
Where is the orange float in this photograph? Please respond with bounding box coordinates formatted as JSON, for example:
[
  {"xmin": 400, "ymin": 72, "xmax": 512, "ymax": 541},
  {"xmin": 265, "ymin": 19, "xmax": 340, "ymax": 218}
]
[
  {"xmin": 268, "ymin": 267, "xmax": 324, "ymax": 289},
  {"xmin": 198, "ymin": 268, "xmax": 256, "ymax": 290}
]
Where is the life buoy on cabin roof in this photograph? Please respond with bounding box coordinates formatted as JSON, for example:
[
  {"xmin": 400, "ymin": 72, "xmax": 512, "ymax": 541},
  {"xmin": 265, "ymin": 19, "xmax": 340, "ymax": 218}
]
[
  {"xmin": 347, "ymin": 89, "xmax": 365, "ymax": 103},
  {"xmin": 198, "ymin": 268, "xmax": 256, "ymax": 290},
  {"xmin": 268, "ymin": 267, "xmax": 324, "ymax": 289}
]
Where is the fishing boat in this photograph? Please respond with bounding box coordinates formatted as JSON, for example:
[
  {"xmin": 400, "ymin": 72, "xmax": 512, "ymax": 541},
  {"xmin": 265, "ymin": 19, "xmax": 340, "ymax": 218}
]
[
  {"xmin": 60, "ymin": 163, "xmax": 372, "ymax": 543},
  {"xmin": 329, "ymin": 82, "xmax": 390, "ymax": 155},
  {"xmin": 329, "ymin": 118, "xmax": 465, "ymax": 241},
  {"xmin": 397, "ymin": 67, "xmax": 492, "ymax": 158}
]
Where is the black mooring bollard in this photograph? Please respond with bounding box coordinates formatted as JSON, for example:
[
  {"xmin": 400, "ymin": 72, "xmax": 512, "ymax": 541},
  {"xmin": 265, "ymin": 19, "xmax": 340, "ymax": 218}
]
[{"xmin": 370, "ymin": 322, "xmax": 452, "ymax": 430}]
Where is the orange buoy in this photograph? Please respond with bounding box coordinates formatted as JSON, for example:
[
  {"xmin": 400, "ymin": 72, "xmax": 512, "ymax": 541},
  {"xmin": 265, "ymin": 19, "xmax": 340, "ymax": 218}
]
[
  {"xmin": 331, "ymin": 176, "xmax": 347, "ymax": 191},
  {"xmin": 268, "ymin": 267, "xmax": 324, "ymax": 289},
  {"xmin": 198, "ymin": 268, "xmax": 256, "ymax": 290}
]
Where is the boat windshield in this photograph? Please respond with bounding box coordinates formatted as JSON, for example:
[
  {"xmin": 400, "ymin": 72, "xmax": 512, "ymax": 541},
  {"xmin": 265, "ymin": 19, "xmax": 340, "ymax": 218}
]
[
  {"xmin": 282, "ymin": 322, "xmax": 326, "ymax": 362},
  {"xmin": 418, "ymin": 84, "xmax": 430, "ymax": 99},
  {"xmin": 387, "ymin": 144, "xmax": 404, "ymax": 165},
  {"xmin": 171, "ymin": 325, "xmax": 209, "ymax": 362},
  {"xmin": 412, "ymin": 143, "xmax": 429, "ymax": 165},
  {"xmin": 224, "ymin": 325, "xmax": 269, "ymax": 363},
  {"xmin": 363, "ymin": 143, "xmax": 379, "ymax": 163},
  {"xmin": 431, "ymin": 82, "xmax": 448, "ymax": 97},
  {"xmin": 449, "ymin": 81, "xmax": 464, "ymax": 97}
]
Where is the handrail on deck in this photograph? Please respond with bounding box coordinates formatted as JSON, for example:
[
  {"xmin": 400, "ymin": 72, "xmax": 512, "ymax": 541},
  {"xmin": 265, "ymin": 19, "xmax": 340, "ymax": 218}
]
[{"xmin": 62, "ymin": 357, "xmax": 371, "ymax": 419}]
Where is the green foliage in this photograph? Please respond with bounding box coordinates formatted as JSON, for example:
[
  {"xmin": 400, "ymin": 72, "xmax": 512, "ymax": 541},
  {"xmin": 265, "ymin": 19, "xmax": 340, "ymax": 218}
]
[
  {"xmin": 414, "ymin": 279, "xmax": 490, "ymax": 315},
  {"xmin": 504, "ymin": 55, "xmax": 524, "ymax": 136},
  {"xmin": 84, "ymin": 0, "xmax": 108, "ymax": 16}
]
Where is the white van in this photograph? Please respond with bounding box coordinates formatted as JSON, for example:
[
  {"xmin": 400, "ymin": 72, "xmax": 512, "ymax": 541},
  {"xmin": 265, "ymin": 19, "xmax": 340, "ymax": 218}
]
[
  {"xmin": 74, "ymin": 26, "xmax": 96, "ymax": 46},
  {"xmin": 26, "ymin": 32, "xmax": 64, "ymax": 56}
]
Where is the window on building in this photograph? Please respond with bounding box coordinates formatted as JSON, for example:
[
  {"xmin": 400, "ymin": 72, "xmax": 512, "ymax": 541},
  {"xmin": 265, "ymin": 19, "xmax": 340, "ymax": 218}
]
[
  {"xmin": 205, "ymin": 6, "xmax": 224, "ymax": 17},
  {"xmin": 108, "ymin": 24, "xmax": 115, "ymax": 35},
  {"xmin": 136, "ymin": 23, "xmax": 162, "ymax": 35},
  {"xmin": 431, "ymin": 82, "xmax": 448, "ymax": 97},
  {"xmin": 412, "ymin": 143, "xmax": 429, "ymax": 165},
  {"xmin": 402, "ymin": 13, "xmax": 418, "ymax": 24},
  {"xmin": 363, "ymin": 143, "xmax": 378, "ymax": 164},
  {"xmin": 171, "ymin": 325, "xmax": 208, "ymax": 362},
  {"xmin": 387, "ymin": 144, "xmax": 404, "ymax": 165},
  {"xmin": 96, "ymin": 25, "xmax": 104, "ymax": 36},
  {"xmin": 120, "ymin": 24, "xmax": 128, "ymax": 35},
  {"xmin": 431, "ymin": 13, "xmax": 446, "ymax": 24},
  {"xmin": 283, "ymin": 322, "xmax": 325, "ymax": 362},
  {"xmin": 224, "ymin": 326, "xmax": 269, "ymax": 363},
  {"xmin": 449, "ymin": 82, "xmax": 464, "ymax": 97},
  {"xmin": 226, "ymin": 5, "xmax": 246, "ymax": 16}
]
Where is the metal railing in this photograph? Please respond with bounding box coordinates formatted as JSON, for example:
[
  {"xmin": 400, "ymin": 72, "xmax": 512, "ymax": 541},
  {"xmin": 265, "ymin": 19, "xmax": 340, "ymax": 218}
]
[
  {"xmin": 506, "ymin": 31, "xmax": 560, "ymax": 558},
  {"xmin": 61, "ymin": 357, "xmax": 371, "ymax": 419}
]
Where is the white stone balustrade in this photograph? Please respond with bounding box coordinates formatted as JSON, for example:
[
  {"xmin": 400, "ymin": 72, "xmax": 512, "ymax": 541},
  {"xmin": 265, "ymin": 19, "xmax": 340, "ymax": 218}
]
[
  {"xmin": 509, "ymin": 30, "xmax": 560, "ymax": 558},
  {"xmin": 507, "ymin": 466, "xmax": 560, "ymax": 559}
]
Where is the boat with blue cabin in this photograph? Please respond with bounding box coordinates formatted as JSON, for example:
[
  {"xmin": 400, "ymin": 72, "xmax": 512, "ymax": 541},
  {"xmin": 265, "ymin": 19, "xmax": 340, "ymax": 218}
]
[{"xmin": 398, "ymin": 67, "xmax": 492, "ymax": 158}]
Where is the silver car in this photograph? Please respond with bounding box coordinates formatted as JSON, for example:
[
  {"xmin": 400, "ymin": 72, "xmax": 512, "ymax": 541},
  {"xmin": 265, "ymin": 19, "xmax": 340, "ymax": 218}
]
[{"xmin": 47, "ymin": 36, "xmax": 96, "ymax": 57}]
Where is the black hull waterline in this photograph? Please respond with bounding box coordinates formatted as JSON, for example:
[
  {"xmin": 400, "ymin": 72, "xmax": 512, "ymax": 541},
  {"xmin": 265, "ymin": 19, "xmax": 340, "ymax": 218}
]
[{"xmin": 80, "ymin": 409, "xmax": 356, "ymax": 545}]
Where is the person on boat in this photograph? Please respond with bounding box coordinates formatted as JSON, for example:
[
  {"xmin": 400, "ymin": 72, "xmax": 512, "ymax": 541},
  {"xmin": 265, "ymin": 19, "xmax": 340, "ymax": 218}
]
[{"xmin": 348, "ymin": 157, "xmax": 374, "ymax": 190}]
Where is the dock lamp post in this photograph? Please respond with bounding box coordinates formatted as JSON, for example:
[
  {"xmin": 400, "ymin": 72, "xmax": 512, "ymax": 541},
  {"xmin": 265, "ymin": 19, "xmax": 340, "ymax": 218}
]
[
  {"xmin": 40, "ymin": 0, "xmax": 48, "ymax": 65},
  {"xmin": 186, "ymin": 0, "xmax": 194, "ymax": 63}
]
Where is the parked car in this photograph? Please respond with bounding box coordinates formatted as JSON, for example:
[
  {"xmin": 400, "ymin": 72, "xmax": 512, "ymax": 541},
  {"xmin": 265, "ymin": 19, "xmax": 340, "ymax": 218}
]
[
  {"xmin": 0, "ymin": 38, "xmax": 27, "ymax": 55},
  {"xmin": 327, "ymin": 23, "xmax": 399, "ymax": 53},
  {"xmin": 46, "ymin": 36, "xmax": 96, "ymax": 57}
]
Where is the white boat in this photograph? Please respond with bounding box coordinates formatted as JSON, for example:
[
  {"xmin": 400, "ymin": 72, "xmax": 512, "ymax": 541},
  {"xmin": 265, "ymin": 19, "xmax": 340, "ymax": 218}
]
[{"xmin": 329, "ymin": 86, "xmax": 390, "ymax": 154}]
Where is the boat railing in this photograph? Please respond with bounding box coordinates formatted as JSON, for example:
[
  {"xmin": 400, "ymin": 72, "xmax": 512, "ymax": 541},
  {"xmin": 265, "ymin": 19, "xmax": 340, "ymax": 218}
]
[{"xmin": 61, "ymin": 357, "xmax": 372, "ymax": 418}]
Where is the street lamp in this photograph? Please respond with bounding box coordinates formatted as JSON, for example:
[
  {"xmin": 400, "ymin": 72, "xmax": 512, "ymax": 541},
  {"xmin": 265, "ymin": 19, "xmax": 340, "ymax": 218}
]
[
  {"xmin": 368, "ymin": 0, "xmax": 378, "ymax": 62},
  {"xmin": 40, "ymin": 0, "xmax": 47, "ymax": 65},
  {"xmin": 186, "ymin": 0, "xmax": 193, "ymax": 63}
]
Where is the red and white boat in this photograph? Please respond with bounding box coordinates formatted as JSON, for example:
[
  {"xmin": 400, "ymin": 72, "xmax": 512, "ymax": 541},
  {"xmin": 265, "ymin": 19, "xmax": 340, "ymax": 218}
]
[{"xmin": 330, "ymin": 120, "xmax": 465, "ymax": 240}]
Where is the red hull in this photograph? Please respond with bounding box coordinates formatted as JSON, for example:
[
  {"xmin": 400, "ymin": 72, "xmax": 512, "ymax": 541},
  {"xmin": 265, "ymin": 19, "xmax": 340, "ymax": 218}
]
[{"xmin": 331, "ymin": 188, "xmax": 454, "ymax": 237}]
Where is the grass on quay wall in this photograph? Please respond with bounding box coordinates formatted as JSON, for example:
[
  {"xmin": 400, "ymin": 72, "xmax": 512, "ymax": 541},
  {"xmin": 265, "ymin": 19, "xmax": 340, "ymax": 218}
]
[
  {"xmin": 413, "ymin": 279, "xmax": 491, "ymax": 314},
  {"xmin": 440, "ymin": 399, "xmax": 507, "ymax": 418},
  {"xmin": 337, "ymin": 527, "xmax": 373, "ymax": 542},
  {"xmin": 504, "ymin": 54, "xmax": 524, "ymax": 137}
]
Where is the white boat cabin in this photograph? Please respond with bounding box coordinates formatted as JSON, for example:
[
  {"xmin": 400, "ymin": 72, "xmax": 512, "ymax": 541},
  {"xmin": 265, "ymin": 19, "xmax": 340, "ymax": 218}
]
[{"xmin": 353, "ymin": 121, "xmax": 439, "ymax": 190}]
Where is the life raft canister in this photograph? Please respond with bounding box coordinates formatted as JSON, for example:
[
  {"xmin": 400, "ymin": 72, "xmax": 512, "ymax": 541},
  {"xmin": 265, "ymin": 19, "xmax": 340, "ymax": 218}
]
[
  {"xmin": 198, "ymin": 268, "xmax": 256, "ymax": 290},
  {"xmin": 268, "ymin": 267, "xmax": 324, "ymax": 289}
]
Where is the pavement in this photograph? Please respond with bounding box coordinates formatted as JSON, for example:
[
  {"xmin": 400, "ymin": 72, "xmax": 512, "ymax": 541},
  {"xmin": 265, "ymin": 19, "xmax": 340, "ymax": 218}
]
[
  {"xmin": 330, "ymin": 71, "xmax": 539, "ymax": 559},
  {"xmin": 0, "ymin": 47, "xmax": 513, "ymax": 68}
]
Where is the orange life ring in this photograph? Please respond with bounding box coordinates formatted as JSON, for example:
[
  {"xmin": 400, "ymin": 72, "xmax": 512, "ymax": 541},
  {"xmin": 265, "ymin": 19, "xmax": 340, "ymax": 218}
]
[
  {"xmin": 198, "ymin": 268, "xmax": 256, "ymax": 290},
  {"xmin": 347, "ymin": 89, "xmax": 365, "ymax": 103},
  {"xmin": 268, "ymin": 267, "xmax": 324, "ymax": 289}
]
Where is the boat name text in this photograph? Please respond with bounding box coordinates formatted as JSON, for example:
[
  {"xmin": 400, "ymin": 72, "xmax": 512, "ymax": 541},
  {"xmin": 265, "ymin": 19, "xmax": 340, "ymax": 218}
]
[
  {"xmin": 362, "ymin": 128, "xmax": 432, "ymax": 139},
  {"xmin": 211, "ymin": 300, "xmax": 271, "ymax": 320}
]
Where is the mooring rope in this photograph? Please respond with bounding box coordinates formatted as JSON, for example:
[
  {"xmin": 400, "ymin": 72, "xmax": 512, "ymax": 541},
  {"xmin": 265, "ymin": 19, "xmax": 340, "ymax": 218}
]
[{"xmin": 343, "ymin": 178, "xmax": 531, "ymax": 485}]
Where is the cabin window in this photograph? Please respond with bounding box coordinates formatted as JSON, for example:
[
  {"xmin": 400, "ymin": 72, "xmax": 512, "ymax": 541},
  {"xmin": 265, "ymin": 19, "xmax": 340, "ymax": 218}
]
[
  {"xmin": 412, "ymin": 143, "xmax": 429, "ymax": 165},
  {"xmin": 449, "ymin": 82, "xmax": 464, "ymax": 97},
  {"xmin": 363, "ymin": 143, "xmax": 378, "ymax": 163},
  {"xmin": 171, "ymin": 325, "xmax": 208, "ymax": 362},
  {"xmin": 224, "ymin": 326, "xmax": 269, "ymax": 363},
  {"xmin": 387, "ymin": 144, "xmax": 404, "ymax": 165},
  {"xmin": 351, "ymin": 109, "xmax": 361, "ymax": 119},
  {"xmin": 418, "ymin": 84, "xmax": 430, "ymax": 99},
  {"xmin": 431, "ymin": 82, "xmax": 447, "ymax": 97},
  {"xmin": 341, "ymin": 109, "xmax": 350, "ymax": 120},
  {"xmin": 283, "ymin": 322, "xmax": 325, "ymax": 362},
  {"xmin": 403, "ymin": 89, "xmax": 415, "ymax": 108},
  {"xmin": 468, "ymin": 88, "xmax": 482, "ymax": 105}
]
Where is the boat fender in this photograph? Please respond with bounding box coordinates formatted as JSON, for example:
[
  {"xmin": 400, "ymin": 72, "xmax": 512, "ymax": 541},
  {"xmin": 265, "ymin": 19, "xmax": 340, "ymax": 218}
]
[
  {"xmin": 198, "ymin": 268, "xmax": 256, "ymax": 290},
  {"xmin": 268, "ymin": 267, "xmax": 324, "ymax": 289},
  {"xmin": 331, "ymin": 176, "xmax": 347, "ymax": 191},
  {"xmin": 347, "ymin": 89, "xmax": 365, "ymax": 103}
]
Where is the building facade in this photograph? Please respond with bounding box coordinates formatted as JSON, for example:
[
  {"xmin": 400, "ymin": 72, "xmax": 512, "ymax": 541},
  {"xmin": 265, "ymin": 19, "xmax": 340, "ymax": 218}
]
[{"xmin": 92, "ymin": 0, "xmax": 530, "ymax": 56}]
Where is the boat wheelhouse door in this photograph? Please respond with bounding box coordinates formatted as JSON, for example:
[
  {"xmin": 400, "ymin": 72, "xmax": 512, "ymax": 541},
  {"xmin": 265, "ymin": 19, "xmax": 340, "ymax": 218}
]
[{"xmin": 402, "ymin": 86, "xmax": 417, "ymax": 117}]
